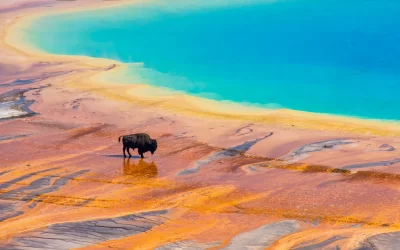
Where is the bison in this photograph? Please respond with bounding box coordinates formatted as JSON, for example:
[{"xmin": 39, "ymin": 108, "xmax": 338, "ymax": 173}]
[{"xmin": 118, "ymin": 133, "xmax": 157, "ymax": 158}]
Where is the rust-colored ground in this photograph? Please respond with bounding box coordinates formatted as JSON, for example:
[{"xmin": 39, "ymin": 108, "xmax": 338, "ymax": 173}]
[{"xmin": 1, "ymin": 0, "xmax": 400, "ymax": 249}]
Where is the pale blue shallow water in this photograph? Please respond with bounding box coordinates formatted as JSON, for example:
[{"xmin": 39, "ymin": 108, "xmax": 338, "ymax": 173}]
[{"xmin": 25, "ymin": 0, "xmax": 400, "ymax": 120}]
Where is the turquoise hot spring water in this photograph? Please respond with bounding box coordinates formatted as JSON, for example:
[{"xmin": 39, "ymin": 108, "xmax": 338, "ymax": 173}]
[{"xmin": 24, "ymin": 0, "xmax": 400, "ymax": 120}]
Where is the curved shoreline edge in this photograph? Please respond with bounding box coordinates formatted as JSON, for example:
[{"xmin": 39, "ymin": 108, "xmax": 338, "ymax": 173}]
[{"xmin": 3, "ymin": 0, "xmax": 400, "ymax": 137}]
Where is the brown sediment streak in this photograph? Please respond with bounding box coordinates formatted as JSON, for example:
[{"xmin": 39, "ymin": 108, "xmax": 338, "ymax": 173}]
[
  {"xmin": 164, "ymin": 141, "xmax": 208, "ymax": 156},
  {"xmin": 347, "ymin": 170, "xmax": 400, "ymax": 182},
  {"xmin": 228, "ymin": 206, "xmax": 398, "ymax": 228},
  {"xmin": 68, "ymin": 124, "xmax": 114, "ymax": 138},
  {"xmin": 52, "ymin": 124, "xmax": 115, "ymax": 148},
  {"xmin": 104, "ymin": 64, "xmax": 116, "ymax": 71},
  {"xmin": 27, "ymin": 120, "xmax": 79, "ymax": 130},
  {"xmin": 248, "ymin": 160, "xmax": 400, "ymax": 183},
  {"xmin": 239, "ymin": 157, "xmax": 400, "ymax": 187}
]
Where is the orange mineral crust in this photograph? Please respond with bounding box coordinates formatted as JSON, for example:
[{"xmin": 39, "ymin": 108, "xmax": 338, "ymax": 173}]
[{"xmin": 1, "ymin": 0, "xmax": 400, "ymax": 249}]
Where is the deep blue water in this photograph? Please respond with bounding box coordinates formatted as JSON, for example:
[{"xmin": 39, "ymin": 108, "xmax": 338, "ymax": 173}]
[{"xmin": 26, "ymin": 0, "xmax": 400, "ymax": 120}]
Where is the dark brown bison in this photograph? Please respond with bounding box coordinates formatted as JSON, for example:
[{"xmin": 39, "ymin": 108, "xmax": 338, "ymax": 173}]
[{"xmin": 118, "ymin": 133, "xmax": 157, "ymax": 158}]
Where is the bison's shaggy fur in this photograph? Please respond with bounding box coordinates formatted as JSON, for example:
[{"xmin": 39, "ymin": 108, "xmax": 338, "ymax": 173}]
[{"xmin": 119, "ymin": 133, "xmax": 158, "ymax": 158}]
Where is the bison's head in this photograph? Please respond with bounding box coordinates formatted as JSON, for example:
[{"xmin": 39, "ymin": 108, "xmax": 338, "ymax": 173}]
[{"xmin": 150, "ymin": 139, "xmax": 158, "ymax": 155}]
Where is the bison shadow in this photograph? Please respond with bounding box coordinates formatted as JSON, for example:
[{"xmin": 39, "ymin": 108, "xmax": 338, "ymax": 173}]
[
  {"xmin": 104, "ymin": 154, "xmax": 141, "ymax": 159},
  {"xmin": 123, "ymin": 158, "xmax": 158, "ymax": 178}
]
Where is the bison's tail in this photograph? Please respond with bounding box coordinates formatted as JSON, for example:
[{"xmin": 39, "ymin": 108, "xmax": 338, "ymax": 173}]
[{"xmin": 118, "ymin": 136, "xmax": 123, "ymax": 143}]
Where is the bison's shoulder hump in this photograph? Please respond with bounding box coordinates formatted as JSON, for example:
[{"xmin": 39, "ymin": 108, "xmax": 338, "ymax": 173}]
[
  {"xmin": 135, "ymin": 133, "xmax": 152, "ymax": 140},
  {"xmin": 124, "ymin": 133, "xmax": 152, "ymax": 144}
]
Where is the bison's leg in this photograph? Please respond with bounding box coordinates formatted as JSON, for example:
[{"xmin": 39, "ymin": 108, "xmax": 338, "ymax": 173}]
[
  {"xmin": 138, "ymin": 150, "xmax": 144, "ymax": 159},
  {"xmin": 128, "ymin": 147, "xmax": 135, "ymax": 156},
  {"xmin": 123, "ymin": 145, "xmax": 127, "ymax": 158},
  {"xmin": 128, "ymin": 147, "xmax": 132, "ymax": 158}
]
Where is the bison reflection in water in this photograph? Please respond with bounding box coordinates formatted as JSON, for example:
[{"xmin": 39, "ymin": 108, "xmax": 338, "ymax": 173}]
[{"xmin": 123, "ymin": 158, "xmax": 158, "ymax": 178}]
